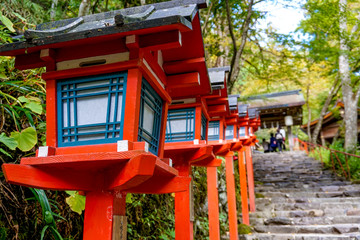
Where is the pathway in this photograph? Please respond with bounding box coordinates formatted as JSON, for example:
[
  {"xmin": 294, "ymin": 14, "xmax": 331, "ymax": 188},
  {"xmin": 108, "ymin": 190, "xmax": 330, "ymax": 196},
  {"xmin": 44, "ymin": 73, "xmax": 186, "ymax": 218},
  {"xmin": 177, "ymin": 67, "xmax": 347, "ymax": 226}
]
[{"xmin": 242, "ymin": 151, "xmax": 360, "ymax": 240}]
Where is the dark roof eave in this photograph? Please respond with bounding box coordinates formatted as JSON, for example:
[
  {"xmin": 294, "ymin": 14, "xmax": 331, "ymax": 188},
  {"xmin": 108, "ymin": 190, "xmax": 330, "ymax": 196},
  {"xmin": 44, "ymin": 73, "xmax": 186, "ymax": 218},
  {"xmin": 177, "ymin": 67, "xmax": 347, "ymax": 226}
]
[
  {"xmin": 247, "ymin": 89, "xmax": 303, "ymax": 100},
  {"xmin": 0, "ymin": 15, "xmax": 192, "ymax": 55},
  {"xmin": 249, "ymin": 101, "xmax": 306, "ymax": 111}
]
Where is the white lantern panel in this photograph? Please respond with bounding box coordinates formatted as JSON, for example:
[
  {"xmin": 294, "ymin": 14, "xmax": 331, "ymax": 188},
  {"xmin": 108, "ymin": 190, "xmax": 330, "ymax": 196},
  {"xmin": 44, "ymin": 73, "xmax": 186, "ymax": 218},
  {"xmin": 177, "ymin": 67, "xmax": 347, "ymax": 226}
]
[{"xmin": 225, "ymin": 125, "xmax": 234, "ymax": 140}]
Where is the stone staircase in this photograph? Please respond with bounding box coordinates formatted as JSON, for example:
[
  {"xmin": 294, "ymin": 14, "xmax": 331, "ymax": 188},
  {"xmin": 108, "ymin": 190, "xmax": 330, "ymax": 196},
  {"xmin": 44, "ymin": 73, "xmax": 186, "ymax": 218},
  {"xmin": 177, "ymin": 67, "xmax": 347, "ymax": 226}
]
[{"xmin": 241, "ymin": 151, "xmax": 360, "ymax": 240}]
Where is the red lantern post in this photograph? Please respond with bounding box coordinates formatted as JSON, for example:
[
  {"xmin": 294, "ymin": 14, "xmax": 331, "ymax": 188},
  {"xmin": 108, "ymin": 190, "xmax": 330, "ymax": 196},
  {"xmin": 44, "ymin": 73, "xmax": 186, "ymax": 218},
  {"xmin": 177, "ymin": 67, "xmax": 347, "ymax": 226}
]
[
  {"xmin": 205, "ymin": 67, "xmax": 233, "ymax": 240},
  {"xmin": 0, "ymin": 1, "xmax": 210, "ymax": 239}
]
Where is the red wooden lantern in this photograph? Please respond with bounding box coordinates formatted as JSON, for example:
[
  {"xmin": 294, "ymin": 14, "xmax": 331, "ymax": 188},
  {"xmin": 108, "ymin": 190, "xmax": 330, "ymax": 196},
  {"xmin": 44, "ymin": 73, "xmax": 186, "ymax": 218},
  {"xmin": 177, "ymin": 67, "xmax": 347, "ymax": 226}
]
[
  {"xmin": 238, "ymin": 104, "xmax": 251, "ymax": 144},
  {"xmin": 237, "ymin": 105, "xmax": 258, "ymax": 213},
  {"xmin": 205, "ymin": 67, "xmax": 233, "ymax": 240},
  {"xmin": 163, "ymin": 87, "xmax": 215, "ymax": 240},
  {"xmin": 206, "ymin": 70, "xmax": 244, "ymax": 239},
  {"xmin": 0, "ymin": 0, "xmax": 210, "ymax": 239}
]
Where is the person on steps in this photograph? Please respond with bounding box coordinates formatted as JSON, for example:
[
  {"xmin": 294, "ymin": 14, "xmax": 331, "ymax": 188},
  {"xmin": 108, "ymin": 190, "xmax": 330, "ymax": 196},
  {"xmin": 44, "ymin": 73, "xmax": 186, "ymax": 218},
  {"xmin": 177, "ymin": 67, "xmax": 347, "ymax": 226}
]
[
  {"xmin": 269, "ymin": 133, "xmax": 277, "ymax": 152},
  {"xmin": 262, "ymin": 138, "xmax": 270, "ymax": 153},
  {"xmin": 275, "ymin": 129, "xmax": 284, "ymax": 153}
]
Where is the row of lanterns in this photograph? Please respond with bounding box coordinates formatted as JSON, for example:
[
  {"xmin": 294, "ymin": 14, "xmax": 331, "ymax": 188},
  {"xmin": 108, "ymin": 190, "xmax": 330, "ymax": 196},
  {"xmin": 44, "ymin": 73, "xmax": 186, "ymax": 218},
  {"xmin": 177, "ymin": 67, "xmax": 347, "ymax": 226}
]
[{"xmin": 0, "ymin": 0, "xmax": 261, "ymax": 239}]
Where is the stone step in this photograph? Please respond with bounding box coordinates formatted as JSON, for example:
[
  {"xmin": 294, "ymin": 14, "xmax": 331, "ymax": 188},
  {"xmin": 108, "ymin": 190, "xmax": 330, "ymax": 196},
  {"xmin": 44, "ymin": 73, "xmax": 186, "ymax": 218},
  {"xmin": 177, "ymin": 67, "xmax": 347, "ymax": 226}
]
[
  {"xmin": 255, "ymin": 177, "xmax": 338, "ymax": 181},
  {"xmin": 254, "ymin": 174, "xmax": 337, "ymax": 179},
  {"xmin": 260, "ymin": 182, "xmax": 351, "ymax": 188},
  {"xmin": 256, "ymin": 202, "xmax": 360, "ymax": 211},
  {"xmin": 250, "ymin": 208, "xmax": 359, "ymax": 218},
  {"xmin": 240, "ymin": 233, "xmax": 360, "ymax": 240},
  {"xmin": 255, "ymin": 185, "xmax": 360, "ymax": 193},
  {"xmin": 253, "ymin": 223, "xmax": 360, "ymax": 234},
  {"xmin": 256, "ymin": 197, "xmax": 360, "ymax": 204},
  {"xmin": 249, "ymin": 216, "xmax": 360, "ymax": 226},
  {"xmin": 255, "ymin": 191, "xmax": 360, "ymax": 198},
  {"xmin": 249, "ymin": 152, "xmax": 360, "ymax": 240}
]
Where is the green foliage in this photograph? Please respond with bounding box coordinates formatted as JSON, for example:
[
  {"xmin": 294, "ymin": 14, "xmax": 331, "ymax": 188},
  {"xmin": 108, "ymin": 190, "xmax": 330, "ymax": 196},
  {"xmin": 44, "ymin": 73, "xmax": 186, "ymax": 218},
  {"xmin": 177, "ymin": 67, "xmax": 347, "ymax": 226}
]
[
  {"xmin": 309, "ymin": 147, "xmax": 331, "ymax": 166},
  {"xmin": 0, "ymin": 12, "xmax": 15, "ymax": 32},
  {"xmin": 65, "ymin": 191, "xmax": 86, "ymax": 215},
  {"xmin": 18, "ymin": 96, "xmax": 43, "ymax": 114},
  {"xmin": 29, "ymin": 189, "xmax": 63, "ymax": 240},
  {"xmin": 0, "ymin": 132, "xmax": 18, "ymax": 150},
  {"xmin": 0, "ymin": 0, "xmax": 47, "ymax": 26},
  {"xmin": 10, "ymin": 127, "xmax": 38, "ymax": 151},
  {"xmin": 126, "ymin": 194, "xmax": 175, "ymax": 240},
  {"xmin": 0, "ymin": 227, "xmax": 7, "ymax": 240},
  {"xmin": 309, "ymin": 140, "xmax": 360, "ymax": 180},
  {"xmin": 0, "ymin": 127, "xmax": 38, "ymax": 156}
]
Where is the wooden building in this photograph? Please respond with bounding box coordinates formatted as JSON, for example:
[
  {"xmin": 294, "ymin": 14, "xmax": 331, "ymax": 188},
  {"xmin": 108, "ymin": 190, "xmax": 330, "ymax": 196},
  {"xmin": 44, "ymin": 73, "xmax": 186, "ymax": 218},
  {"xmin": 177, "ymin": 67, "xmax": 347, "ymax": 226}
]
[{"xmin": 302, "ymin": 102, "xmax": 360, "ymax": 144}]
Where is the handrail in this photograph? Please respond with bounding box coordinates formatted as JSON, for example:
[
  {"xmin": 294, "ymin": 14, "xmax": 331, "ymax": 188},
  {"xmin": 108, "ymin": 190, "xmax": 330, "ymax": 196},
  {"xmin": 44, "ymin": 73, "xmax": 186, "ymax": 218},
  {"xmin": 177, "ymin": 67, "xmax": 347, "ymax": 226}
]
[{"xmin": 296, "ymin": 139, "xmax": 360, "ymax": 181}]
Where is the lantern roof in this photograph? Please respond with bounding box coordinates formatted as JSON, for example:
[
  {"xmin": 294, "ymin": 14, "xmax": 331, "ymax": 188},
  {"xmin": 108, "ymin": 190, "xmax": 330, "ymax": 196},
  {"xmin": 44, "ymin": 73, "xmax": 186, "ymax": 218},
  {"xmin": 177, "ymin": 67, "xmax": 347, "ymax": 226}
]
[
  {"xmin": 0, "ymin": 0, "xmax": 207, "ymax": 55},
  {"xmin": 228, "ymin": 94, "xmax": 239, "ymax": 111},
  {"xmin": 204, "ymin": 67, "xmax": 230, "ymax": 118},
  {"xmin": 238, "ymin": 104, "xmax": 248, "ymax": 118},
  {"xmin": 1, "ymin": 0, "xmax": 212, "ymax": 100},
  {"xmin": 208, "ymin": 66, "xmax": 230, "ymax": 90},
  {"xmin": 248, "ymin": 108, "xmax": 259, "ymax": 119}
]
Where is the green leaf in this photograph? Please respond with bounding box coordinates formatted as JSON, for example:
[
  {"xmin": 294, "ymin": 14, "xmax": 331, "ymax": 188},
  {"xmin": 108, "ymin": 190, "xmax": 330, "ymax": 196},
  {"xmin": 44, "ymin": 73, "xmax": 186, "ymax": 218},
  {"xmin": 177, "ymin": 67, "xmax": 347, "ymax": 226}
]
[
  {"xmin": 65, "ymin": 191, "xmax": 86, "ymax": 215},
  {"xmin": 10, "ymin": 127, "xmax": 37, "ymax": 151},
  {"xmin": 40, "ymin": 225, "xmax": 49, "ymax": 240},
  {"xmin": 0, "ymin": 133, "xmax": 18, "ymax": 150},
  {"xmin": 27, "ymin": 96, "xmax": 42, "ymax": 103},
  {"xmin": 0, "ymin": 73, "xmax": 7, "ymax": 79},
  {"xmin": 24, "ymin": 102, "xmax": 43, "ymax": 114},
  {"xmin": 126, "ymin": 193, "xmax": 133, "ymax": 203},
  {"xmin": 12, "ymin": 12, "xmax": 26, "ymax": 22},
  {"xmin": 0, "ymin": 13, "xmax": 15, "ymax": 32},
  {"xmin": 0, "ymin": 148, "xmax": 12, "ymax": 158},
  {"xmin": 49, "ymin": 226, "xmax": 63, "ymax": 240},
  {"xmin": 18, "ymin": 96, "xmax": 29, "ymax": 103},
  {"xmin": 65, "ymin": 191, "xmax": 76, "ymax": 197}
]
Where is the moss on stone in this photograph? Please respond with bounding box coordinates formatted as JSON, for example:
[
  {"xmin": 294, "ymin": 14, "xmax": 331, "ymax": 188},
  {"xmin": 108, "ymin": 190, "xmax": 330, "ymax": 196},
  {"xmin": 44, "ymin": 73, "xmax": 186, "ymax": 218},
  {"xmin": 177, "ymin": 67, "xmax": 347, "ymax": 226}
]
[
  {"xmin": 255, "ymin": 193, "xmax": 265, "ymax": 198},
  {"xmin": 238, "ymin": 223, "xmax": 253, "ymax": 234}
]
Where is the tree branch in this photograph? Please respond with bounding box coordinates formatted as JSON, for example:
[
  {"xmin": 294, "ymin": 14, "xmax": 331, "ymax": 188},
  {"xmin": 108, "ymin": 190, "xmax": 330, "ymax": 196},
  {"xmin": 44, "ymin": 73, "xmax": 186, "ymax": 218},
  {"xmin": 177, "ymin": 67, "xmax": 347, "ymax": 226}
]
[
  {"xmin": 201, "ymin": 1, "xmax": 213, "ymax": 35},
  {"xmin": 225, "ymin": 0, "xmax": 237, "ymax": 53},
  {"xmin": 228, "ymin": 0, "xmax": 254, "ymax": 93},
  {"xmin": 311, "ymin": 77, "xmax": 341, "ymax": 144}
]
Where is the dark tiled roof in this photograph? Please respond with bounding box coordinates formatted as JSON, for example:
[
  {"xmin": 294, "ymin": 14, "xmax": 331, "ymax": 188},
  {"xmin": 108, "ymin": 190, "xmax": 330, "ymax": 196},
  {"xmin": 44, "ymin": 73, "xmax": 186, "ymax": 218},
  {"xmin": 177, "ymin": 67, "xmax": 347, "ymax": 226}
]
[
  {"xmin": 244, "ymin": 89, "xmax": 305, "ymax": 110},
  {"xmin": 0, "ymin": 0, "xmax": 208, "ymax": 54},
  {"xmin": 246, "ymin": 89, "xmax": 302, "ymax": 100}
]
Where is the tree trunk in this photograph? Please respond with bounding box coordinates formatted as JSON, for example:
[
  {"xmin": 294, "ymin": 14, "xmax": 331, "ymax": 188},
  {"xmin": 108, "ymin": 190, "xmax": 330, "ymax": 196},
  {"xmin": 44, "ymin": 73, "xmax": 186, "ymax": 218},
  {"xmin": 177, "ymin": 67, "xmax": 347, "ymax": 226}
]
[
  {"xmin": 306, "ymin": 84, "xmax": 312, "ymax": 141},
  {"xmin": 78, "ymin": 0, "xmax": 91, "ymax": 17},
  {"xmin": 50, "ymin": 0, "xmax": 58, "ymax": 20},
  {"xmin": 311, "ymin": 77, "xmax": 340, "ymax": 144},
  {"xmin": 339, "ymin": 0, "xmax": 358, "ymax": 152},
  {"xmin": 105, "ymin": 0, "xmax": 109, "ymax": 11},
  {"xmin": 226, "ymin": 0, "xmax": 254, "ymax": 94}
]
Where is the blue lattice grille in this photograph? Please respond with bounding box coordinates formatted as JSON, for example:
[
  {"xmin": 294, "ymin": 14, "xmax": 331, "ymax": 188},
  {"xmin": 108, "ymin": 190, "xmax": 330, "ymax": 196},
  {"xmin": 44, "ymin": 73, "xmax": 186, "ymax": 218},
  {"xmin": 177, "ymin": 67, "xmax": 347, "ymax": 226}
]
[
  {"xmin": 57, "ymin": 72, "xmax": 127, "ymax": 147},
  {"xmin": 138, "ymin": 79, "xmax": 163, "ymax": 155},
  {"xmin": 201, "ymin": 114, "xmax": 207, "ymax": 140},
  {"xmin": 225, "ymin": 125, "xmax": 234, "ymax": 140},
  {"xmin": 208, "ymin": 121, "xmax": 220, "ymax": 141},
  {"xmin": 165, "ymin": 108, "xmax": 195, "ymax": 142}
]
